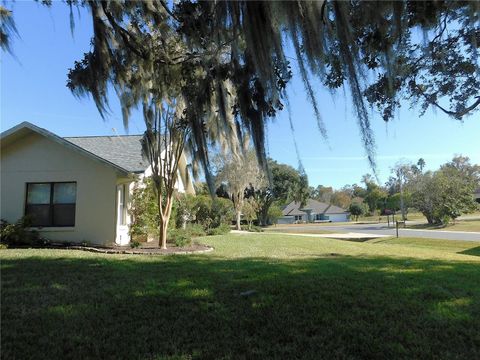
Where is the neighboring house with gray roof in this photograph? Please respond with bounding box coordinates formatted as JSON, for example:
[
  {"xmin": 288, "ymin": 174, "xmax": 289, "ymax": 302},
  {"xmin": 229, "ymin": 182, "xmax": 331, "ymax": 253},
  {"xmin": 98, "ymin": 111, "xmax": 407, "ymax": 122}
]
[
  {"xmin": 475, "ymin": 188, "xmax": 480, "ymax": 203},
  {"xmin": 0, "ymin": 122, "xmax": 194, "ymax": 246},
  {"xmin": 279, "ymin": 199, "xmax": 349, "ymax": 224}
]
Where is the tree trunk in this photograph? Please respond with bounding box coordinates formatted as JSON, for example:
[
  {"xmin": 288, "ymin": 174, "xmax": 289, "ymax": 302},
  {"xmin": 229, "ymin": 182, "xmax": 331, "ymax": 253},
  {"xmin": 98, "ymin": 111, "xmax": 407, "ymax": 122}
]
[
  {"xmin": 158, "ymin": 193, "xmax": 174, "ymax": 249},
  {"xmin": 236, "ymin": 210, "xmax": 241, "ymax": 230},
  {"xmin": 424, "ymin": 212, "xmax": 434, "ymax": 224},
  {"xmin": 159, "ymin": 218, "xmax": 168, "ymax": 250},
  {"xmin": 259, "ymin": 207, "xmax": 269, "ymax": 226}
]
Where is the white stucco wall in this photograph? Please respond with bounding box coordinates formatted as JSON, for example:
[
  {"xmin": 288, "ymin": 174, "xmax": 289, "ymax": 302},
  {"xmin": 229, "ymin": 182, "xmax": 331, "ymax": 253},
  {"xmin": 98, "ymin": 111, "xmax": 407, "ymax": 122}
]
[
  {"xmin": 277, "ymin": 216, "xmax": 295, "ymax": 224},
  {"xmin": 0, "ymin": 132, "xmax": 121, "ymax": 246},
  {"xmin": 325, "ymin": 213, "xmax": 350, "ymax": 222}
]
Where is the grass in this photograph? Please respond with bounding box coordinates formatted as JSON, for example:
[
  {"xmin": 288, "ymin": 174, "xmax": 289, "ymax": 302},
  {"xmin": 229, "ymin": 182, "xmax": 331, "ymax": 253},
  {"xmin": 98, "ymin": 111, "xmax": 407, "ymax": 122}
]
[
  {"xmin": 1, "ymin": 234, "xmax": 480, "ymax": 359},
  {"xmin": 264, "ymin": 227, "xmax": 336, "ymax": 234},
  {"xmin": 408, "ymin": 219, "xmax": 480, "ymax": 232}
]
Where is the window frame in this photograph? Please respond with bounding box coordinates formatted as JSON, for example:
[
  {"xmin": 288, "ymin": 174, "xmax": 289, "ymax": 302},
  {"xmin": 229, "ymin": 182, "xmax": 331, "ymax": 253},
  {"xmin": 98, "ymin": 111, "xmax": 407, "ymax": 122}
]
[
  {"xmin": 117, "ymin": 184, "xmax": 127, "ymax": 226},
  {"xmin": 25, "ymin": 182, "xmax": 77, "ymax": 228}
]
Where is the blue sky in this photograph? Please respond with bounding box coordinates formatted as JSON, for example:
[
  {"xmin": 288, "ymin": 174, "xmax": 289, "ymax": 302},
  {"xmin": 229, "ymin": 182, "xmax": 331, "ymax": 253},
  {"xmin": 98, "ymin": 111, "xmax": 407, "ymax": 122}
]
[{"xmin": 2, "ymin": 2, "xmax": 479, "ymax": 189}]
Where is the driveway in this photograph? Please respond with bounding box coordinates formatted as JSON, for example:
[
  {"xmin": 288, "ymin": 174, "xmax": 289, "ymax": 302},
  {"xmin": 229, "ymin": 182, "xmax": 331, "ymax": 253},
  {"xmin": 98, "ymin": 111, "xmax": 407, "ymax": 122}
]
[{"xmin": 271, "ymin": 223, "xmax": 480, "ymax": 242}]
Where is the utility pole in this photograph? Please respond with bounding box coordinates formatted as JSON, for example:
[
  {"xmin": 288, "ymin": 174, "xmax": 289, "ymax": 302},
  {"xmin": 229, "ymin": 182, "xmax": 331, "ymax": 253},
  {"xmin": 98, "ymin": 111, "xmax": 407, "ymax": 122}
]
[{"xmin": 397, "ymin": 168, "xmax": 406, "ymax": 221}]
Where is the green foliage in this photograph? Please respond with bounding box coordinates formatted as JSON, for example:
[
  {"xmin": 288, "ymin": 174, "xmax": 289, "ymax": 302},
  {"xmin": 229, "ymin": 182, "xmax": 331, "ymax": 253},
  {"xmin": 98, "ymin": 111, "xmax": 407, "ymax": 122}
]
[
  {"xmin": 167, "ymin": 228, "xmax": 193, "ymax": 248},
  {"xmin": 255, "ymin": 159, "xmax": 310, "ymax": 226},
  {"xmin": 348, "ymin": 203, "xmax": 366, "ymax": 221},
  {"xmin": 240, "ymin": 225, "xmax": 263, "ymax": 232},
  {"xmin": 206, "ymin": 224, "xmax": 231, "ymax": 236},
  {"xmin": 385, "ymin": 193, "xmax": 402, "ymax": 212},
  {"xmin": 129, "ymin": 178, "xmax": 161, "ymax": 237},
  {"xmin": 174, "ymin": 193, "xmax": 197, "ymax": 229},
  {"xmin": 242, "ymin": 197, "xmax": 259, "ymax": 229},
  {"xmin": 0, "ymin": 217, "xmax": 40, "ymax": 246},
  {"xmin": 61, "ymin": 1, "xmax": 480, "ymax": 181},
  {"xmin": 184, "ymin": 224, "xmax": 207, "ymax": 238},
  {"xmin": 361, "ymin": 175, "xmax": 387, "ymax": 215},
  {"xmin": 411, "ymin": 164, "xmax": 478, "ymax": 225},
  {"xmin": 190, "ymin": 195, "xmax": 234, "ymax": 230},
  {"xmin": 267, "ymin": 203, "xmax": 283, "ymax": 225},
  {"xmin": 130, "ymin": 240, "xmax": 141, "ymax": 249}
]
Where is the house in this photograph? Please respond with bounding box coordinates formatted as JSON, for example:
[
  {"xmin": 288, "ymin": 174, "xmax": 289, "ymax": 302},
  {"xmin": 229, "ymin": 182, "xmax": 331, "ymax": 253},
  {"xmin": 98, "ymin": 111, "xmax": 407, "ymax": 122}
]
[
  {"xmin": 475, "ymin": 188, "xmax": 480, "ymax": 204},
  {"xmin": 0, "ymin": 122, "xmax": 194, "ymax": 246},
  {"xmin": 278, "ymin": 199, "xmax": 349, "ymax": 224}
]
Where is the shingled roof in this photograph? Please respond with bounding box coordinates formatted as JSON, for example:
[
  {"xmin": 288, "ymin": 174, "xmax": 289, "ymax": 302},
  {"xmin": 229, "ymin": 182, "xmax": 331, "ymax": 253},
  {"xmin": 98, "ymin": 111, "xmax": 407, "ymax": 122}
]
[
  {"xmin": 282, "ymin": 199, "xmax": 348, "ymax": 216},
  {"xmin": 65, "ymin": 135, "xmax": 149, "ymax": 173}
]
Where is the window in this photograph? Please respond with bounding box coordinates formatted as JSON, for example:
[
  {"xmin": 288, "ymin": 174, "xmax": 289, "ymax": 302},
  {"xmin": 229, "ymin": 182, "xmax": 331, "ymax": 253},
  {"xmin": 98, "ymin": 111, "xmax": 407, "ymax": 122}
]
[
  {"xmin": 25, "ymin": 182, "xmax": 76, "ymax": 227},
  {"xmin": 117, "ymin": 184, "xmax": 126, "ymax": 226}
]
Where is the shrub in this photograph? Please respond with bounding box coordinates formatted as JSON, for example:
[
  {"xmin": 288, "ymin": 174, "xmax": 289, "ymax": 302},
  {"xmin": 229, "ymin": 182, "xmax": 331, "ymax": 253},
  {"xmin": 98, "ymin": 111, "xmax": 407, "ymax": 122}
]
[
  {"xmin": 129, "ymin": 178, "xmax": 160, "ymax": 237},
  {"xmin": 267, "ymin": 204, "xmax": 283, "ymax": 225},
  {"xmin": 349, "ymin": 202, "xmax": 366, "ymax": 221},
  {"xmin": 167, "ymin": 228, "xmax": 193, "ymax": 247},
  {"xmin": 240, "ymin": 224, "xmax": 263, "ymax": 232},
  {"xmin": 0, "ymin": 217, "xmax": 40, "ymax": 246},
  {"xmin": 185, "ymin": 223, "xmax": 206, "ymax": 237},
  {"xmin": 130, "ymin": 240, "xmax": 141, "ymax": 249},
  {"xmin": 192, "ymin": 195, "xmax": 234, "ymax": 229},
  {"xmin": 174, "ymin": 194, "xmax": 197, "ymax": 228},
  {"xmin": 206, "ymin": 223, "xmax": 231, "ymax": 236}
]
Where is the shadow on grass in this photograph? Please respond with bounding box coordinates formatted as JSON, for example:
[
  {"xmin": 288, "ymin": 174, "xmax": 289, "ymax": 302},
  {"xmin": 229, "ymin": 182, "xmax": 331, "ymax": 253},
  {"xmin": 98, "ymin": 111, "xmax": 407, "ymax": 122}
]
[
  {"xmin": 408, "ymin": 223, "xmax": 446, "ymax": 230},
  {"xmin": 459, "ymin": 246, "xmax": 480, "ymax": 257},
  {"xmin": 1, "ymin": 254, "xmax": 480, "ymax": 359}
]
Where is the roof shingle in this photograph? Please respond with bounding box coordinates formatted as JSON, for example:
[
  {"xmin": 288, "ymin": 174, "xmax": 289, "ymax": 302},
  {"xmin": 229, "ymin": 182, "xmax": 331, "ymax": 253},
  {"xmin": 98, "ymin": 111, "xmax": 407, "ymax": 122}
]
[
  {"xmin": 282, "ymin": 199, "xmax": 348, "ymax": 216},
  {"xmin": 65, "ymin": 135, "xmax": 148, "ymax": 173}
]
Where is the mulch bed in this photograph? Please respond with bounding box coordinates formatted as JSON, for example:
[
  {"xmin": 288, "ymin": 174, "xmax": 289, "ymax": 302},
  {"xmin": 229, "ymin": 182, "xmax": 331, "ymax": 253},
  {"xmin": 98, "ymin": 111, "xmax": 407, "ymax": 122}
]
[{"xmin": 69, "ymin": 243, "xmax": 213, "ymax": 255}]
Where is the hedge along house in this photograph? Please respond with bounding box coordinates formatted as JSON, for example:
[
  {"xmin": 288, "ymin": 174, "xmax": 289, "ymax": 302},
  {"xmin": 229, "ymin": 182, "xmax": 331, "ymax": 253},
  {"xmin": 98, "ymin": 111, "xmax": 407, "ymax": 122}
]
[
  {"xmin": 0, "ymin": 122, "xmax": 195, "ymax": 246},
  {"xmin": 278, "ymin": 199, "xmax": 350, "ymax": 224}
]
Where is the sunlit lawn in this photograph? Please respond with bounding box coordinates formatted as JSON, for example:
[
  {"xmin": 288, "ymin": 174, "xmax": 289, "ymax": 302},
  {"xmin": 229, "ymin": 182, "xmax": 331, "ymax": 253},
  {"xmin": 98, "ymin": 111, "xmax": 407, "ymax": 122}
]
[
  {"xmin": 264, "ymin": 227, "xmax": 336, "ymax": 234},
  {"xmin": 409, "ymin": 219, "xmax": 480, "ymax": 232},
  {"xmin": 443, "ymin": 219, "xmax": 480, "ymax": 232},
  {"xmin": 1, "ymin": 234, "xmax": 480, "ymax": 359}
]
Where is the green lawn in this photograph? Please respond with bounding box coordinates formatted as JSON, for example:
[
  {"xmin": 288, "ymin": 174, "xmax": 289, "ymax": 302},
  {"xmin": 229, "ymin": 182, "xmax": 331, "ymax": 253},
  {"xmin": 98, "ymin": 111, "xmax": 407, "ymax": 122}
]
[
  {"xmin": 264, "ymin": 227, "xmax": 336, "ymax": 234},
  {"xmin": 408, "ymin": 219, "xmax": 480, "ymax": 232},
  {"xmin": 1, "ymin": 234, "xmax": 480, "ymax": 359}
]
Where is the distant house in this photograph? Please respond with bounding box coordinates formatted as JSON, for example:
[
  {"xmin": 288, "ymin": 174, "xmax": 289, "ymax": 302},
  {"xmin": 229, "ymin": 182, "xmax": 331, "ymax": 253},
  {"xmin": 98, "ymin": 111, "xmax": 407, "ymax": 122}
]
[
  {"xmin": 279, "ymin": 199, "xmax": 349, "ymax": 224},
  {"xmin": 0, "ymin": 122, "xmax": 195, "ymax": 246},
  {"xmin": 475, "ymin": 188, "xmax": 480, "ymax": 203}
]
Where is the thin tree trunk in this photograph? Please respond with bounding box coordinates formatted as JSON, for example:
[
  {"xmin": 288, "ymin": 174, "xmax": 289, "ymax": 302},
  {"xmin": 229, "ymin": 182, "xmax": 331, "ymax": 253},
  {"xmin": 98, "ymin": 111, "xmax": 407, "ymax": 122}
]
[
  {"xmin": 159, "ymin": 195, "xmax": 174, "ymax": 249},
  {"xmin": 236, "ymin": 210, "xmax": 241, "ymax": 230},
  {"xmin": 159, "ymin": 217, "xmax": 167, "ymax": 250}
]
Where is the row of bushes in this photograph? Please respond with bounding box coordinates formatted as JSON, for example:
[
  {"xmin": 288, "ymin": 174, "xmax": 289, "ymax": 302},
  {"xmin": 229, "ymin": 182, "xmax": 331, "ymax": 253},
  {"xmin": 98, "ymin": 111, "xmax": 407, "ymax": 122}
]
[
  {"xmin": 167, "ymin": 223, "xmax": 231, "ymax": 247},
  {"xmin": 130, "ymin": 179, "xmax": 235, "ymax": 247}
]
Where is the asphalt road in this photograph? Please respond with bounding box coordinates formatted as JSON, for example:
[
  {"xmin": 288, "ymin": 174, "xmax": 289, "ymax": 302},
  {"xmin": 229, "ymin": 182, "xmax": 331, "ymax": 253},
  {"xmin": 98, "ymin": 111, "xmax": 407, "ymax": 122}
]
[{"xmin": 273, "ymin": 223, "xmax": 480, "ymax": 242}]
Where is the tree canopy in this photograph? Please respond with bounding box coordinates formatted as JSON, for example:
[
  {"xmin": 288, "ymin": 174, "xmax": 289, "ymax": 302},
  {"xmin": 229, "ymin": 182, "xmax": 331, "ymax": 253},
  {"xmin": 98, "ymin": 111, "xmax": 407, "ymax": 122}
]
[{"xmin": 2, "ymin": 1, "xmax": 479, "ymax": 185}]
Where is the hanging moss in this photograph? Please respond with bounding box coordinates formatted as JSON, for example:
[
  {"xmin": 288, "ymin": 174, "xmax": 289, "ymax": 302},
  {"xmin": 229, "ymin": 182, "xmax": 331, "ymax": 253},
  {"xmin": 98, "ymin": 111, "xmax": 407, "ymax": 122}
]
[{"xmin": 51, "ymin": 1, "xmax": 480, "ymax": 190}]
